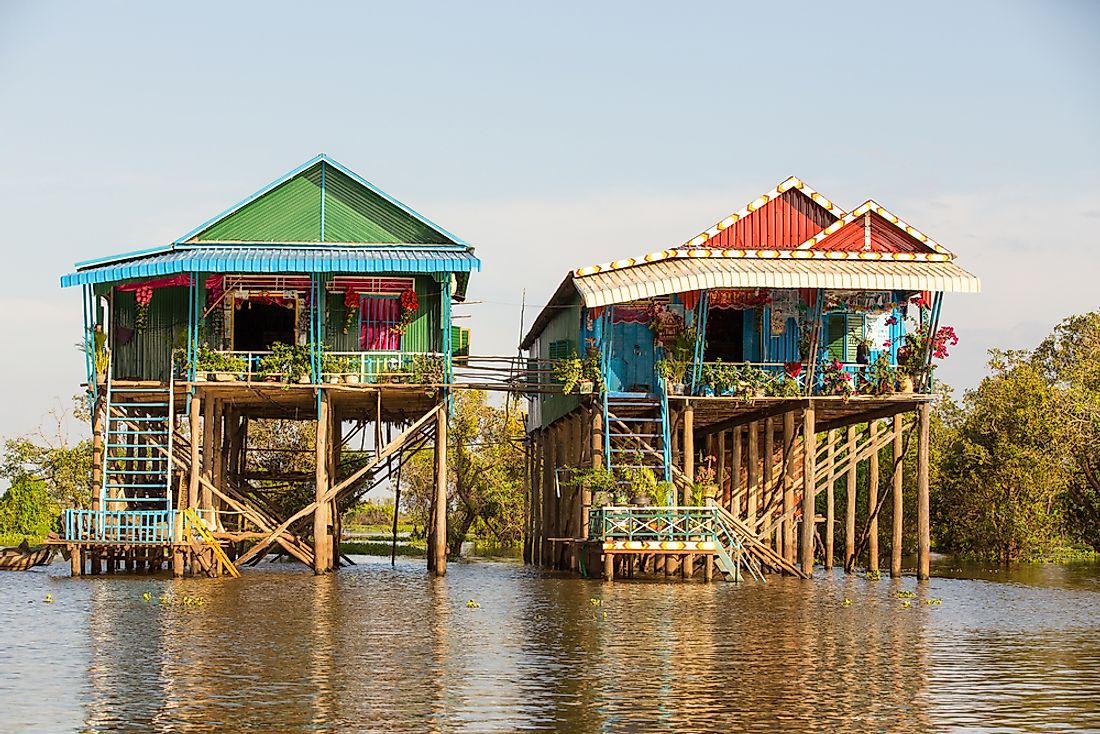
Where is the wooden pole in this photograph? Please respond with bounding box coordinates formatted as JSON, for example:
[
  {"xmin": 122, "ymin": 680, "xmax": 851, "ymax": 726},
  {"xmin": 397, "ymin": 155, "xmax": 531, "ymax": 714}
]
[
  {"xmin": 783, "ymin": 410, "xmax": 795, "ymax": 566},
  {"xmin": 917, "ymin": 402, "xmax": 931, "ymax": 580},
  {"xmin": 845, "ymin": 425, "xmax": 857, "ymax": 572},
  {"xmin": 763, "ymin": 417, "xmax": 774, "ymax": 546},
  {"xmin": 747, "ymin": 421, "xmax": 759, "ymax": 524},
  {"xmin": 200, "ymin": 396, "xmax": 215, "ymax": 522},
  {"xmin": 89, "ymin": 396, "xmax": 105, "ymax": 575},
  {"xmin": 682, "ymin": 402, "xmax": 694, "ymax": 503},
  {"xmin": 433, "ymin": 399, "xmax": 448, "ymax": 577},
  {"xmin": 868, "ymin": 419, "xmax": 880, "ymax": 571},
  {"xmin": 731, "ymin": 426, "xmax": 742, "ymax": 518},
  {"xmin": 891, "ymin": 414, "xmax": 904, "ymax": 578},
  {"xmin": 717, "ymin": 430, "xmax": 727, "ymax": 510},
  {"xmin": 188, "ymin": 391, "xmax": 202, "ymax": 517},
  {"xmin": 313, "ymin": 390, "xmax": 333, "ymax": 574},
  {"xmin": 800, "ymin": 402, "xmax": 816, "ymax": 576},
  {"xmin": 825, "ymin": 429, "xmax": 836, "ymax": 570}
]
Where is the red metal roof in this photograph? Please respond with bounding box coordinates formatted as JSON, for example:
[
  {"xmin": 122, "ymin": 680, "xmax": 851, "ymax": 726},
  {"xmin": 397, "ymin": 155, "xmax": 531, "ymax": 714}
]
[
  {"xmin": 810, "ymin": 212, "xmax": 933, "ymax": 254},
  {"xmin": 706, "ymin": 189, "xmax": 838, "ymax": 250}
]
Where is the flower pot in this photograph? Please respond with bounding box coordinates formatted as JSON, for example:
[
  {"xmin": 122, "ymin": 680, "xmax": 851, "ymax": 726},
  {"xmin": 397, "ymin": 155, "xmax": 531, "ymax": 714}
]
[
  {"xmin": 193, "ymin": 373, "xmax": 207, "ymax": 382},
  {"xmin": 670, "ymin": 383, "xmax": 685, "ymax": 396},
  {"xmin": 898, "ymin": 375, "xmax": 914, "ymax": 394},
  {"xmin": 211, "ymin": 372, "xmax": 237, "ymax": 382},
  {"xmin": 592, "ymin": 490, "xmax": 612, "ymax": 508},
  {"xmin": 325, "ymin": 376, "xmax": 341, "ymax": 384},
  {"xmin": 343, "ymin": 374, "xmax": 361, "ymax": 385},
  {"xmin": 629, "ymin": 493, "xmax": 652, "ymax": 506},
  {"xmin": 297, "ymin": 375, "xmax": 311, "ymax": 385},
  {"xmin": 577, "ymin": 379, "xmax": 594, "ymax": 395},
  {"xmin": 702, "ymin": 483, "xmax": 718, "ymax": 502}
]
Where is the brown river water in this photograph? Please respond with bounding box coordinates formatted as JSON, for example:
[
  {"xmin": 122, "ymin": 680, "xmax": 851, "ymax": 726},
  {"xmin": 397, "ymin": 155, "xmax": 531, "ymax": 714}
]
[{"xmin": 2, "ymin": 555, "xmax": 1099, "ymax": 733}]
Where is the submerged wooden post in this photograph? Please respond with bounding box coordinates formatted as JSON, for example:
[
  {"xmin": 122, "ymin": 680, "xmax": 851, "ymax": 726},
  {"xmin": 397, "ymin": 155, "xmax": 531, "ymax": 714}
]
[
  {"xmin": 782, "ymin": 410, "xmax": 795, "ymax": 566},
  {"xmin": 313, "ymin": 390, "xmax": 333, "ymax": 574},
  {"xmin": 433, "ymin": 403, "xmax": 449, "ymax": 577},
  {"xmin": 845, "ymin": 425, "xmax": 857, "ymax": 572},
  {"xmin": 717, "ymin": 430, "xmax": 727, "ymax": 509},
  {"xmin": 868, "ymin": 419, "xmax": 880, "ymax": 571},
  {"xmin": 917, "ymin": 402, "xmax": 931, "ymax": 580},
  {"xmin": 825, "ymin": 429, "xmax": 836, "ymax": 570},
  {"xmin": 800, "ymin": 403, "xmax": 816, "ymax": 576},
  {"xmin": 891, "ymin": 414, "xmax": 904, "ymax": 578},
  {"xmin": 763, "ymin": 417, "xmax": 774, "ymax": 543}
]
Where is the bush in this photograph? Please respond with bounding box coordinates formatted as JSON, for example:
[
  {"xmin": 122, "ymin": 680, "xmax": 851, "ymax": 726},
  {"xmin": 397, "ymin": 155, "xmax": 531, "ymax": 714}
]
[{"xmin": 0, "ymin": 475, "xmax": 60, "ymax": 544}]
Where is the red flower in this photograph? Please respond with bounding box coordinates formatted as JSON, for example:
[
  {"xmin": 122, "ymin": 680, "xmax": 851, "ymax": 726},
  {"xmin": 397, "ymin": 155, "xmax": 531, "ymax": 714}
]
[
  {"xmin": 885, "ymin": 315, "xmax": 897, "ymax": 325},
  {"xmin": 784, "ymin": 361, "xmax": 803, "ymax": 377}
]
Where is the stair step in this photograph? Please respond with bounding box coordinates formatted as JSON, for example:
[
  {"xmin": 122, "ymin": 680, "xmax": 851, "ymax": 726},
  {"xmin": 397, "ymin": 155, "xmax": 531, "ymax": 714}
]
[
  {"xmin": 104, "ymin": 482, "xmax": 168, "ymax": 489},
  {"xmin": 108, "ymin": 456, "xmax": 169, "ymax": 462},
  {"xmin": 110, "ymin": 416, "xmax": 168, "ymax": 422},
  {"xmin": 102, "ymin": 497, "xmax": 170, "ymax": 504}
]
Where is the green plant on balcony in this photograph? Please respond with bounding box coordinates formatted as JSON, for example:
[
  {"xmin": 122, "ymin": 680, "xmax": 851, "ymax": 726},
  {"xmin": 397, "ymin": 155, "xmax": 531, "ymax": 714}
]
[
  {"xmin": 409, "ymin": 354, "xmax": 446, "ymax": 385},
  {"xmin": 257, "ymin": 342, "xmax": 313, "ymax": 383},
  {"xmin": 866, "ymin": 352, "xmax": 897, "ymax": 395},
  {"xmin": 733, "ymin": 363, "xmax": 769, "ymax": 400},
  {"xmin": 765, "ymin": 373, "xmax": 802, "ymax": 398},
  {"xmin": 563, "ymin": 467, "xmax": 617, "ymax": 507},
  {"xmin": 194, "ymin": 344, "xmax": 247, "ymax": 380},
  {"xmin": 554, "ymin": 350, "xmax": 603, "ymax": 394}
]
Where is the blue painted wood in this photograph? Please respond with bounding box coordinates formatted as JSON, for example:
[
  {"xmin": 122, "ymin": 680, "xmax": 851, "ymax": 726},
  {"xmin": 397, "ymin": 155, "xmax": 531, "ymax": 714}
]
[{"xmin": 608, "ymin": 321, "xmax": 655, "ymax": 393}]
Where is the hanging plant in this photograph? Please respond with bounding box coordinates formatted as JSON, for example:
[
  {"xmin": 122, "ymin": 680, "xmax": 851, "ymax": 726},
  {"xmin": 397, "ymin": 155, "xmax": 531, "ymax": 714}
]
[
  {"xmin": 343, "ymin": 290, "xmax": 359, "ymax": 334},
  {"xmin": 392, "ymin": 288, "xmax": 419, "ymax": 334},
  {"xmin": 134, "ymin": 286, "xmax": 153, "ymax": 334}
]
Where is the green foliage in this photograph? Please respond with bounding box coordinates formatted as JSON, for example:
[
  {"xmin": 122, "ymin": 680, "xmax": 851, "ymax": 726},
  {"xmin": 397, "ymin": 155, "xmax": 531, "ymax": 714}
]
[
  {"xmin": 0, "ymin": 475, "xmax": 60, "ymax": 543},
  {"xmin": 866, "ymin": 353, "xmax": 897, "ymax": 395},
  {"xmin": 408, "ymin": 354, "xmax": 446, "ymax": 385},
  {"xmin": 553, "ymin": 351, "xmax": 603, "ymax": 394},
  {"xmin": 934, "ymin": 358, "xmax": 1066, "ymax": 562},
  {"xmin": 256, "ymin": 342, "xmax": 313, "ymax": 382},
  {"xmin": 194, "ymin": 344, "xmax": 248, "ymax": 374},
  {"xmin": 1, "ymin": 396, "xmax": 93, "ymax": 509}
]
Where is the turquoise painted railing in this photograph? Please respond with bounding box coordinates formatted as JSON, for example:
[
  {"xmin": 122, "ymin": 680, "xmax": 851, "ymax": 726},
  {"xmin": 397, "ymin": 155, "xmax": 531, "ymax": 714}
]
[
  {"xmin": 183, "ymin": 350, "xmax": 447, "ymax": 385},
  {"xmin": 64, "ymin": 509, "xmax": 177, "ymax": 544},
  {"xmin": 686, "ymin": 359, "xmax": 922, "ymax": 398}
]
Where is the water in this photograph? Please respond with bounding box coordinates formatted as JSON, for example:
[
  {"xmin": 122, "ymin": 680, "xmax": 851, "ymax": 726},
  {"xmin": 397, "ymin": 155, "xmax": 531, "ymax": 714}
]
[{"xmin": 2, "ymin": 556, "xmax": 1099, "ymax": 733}]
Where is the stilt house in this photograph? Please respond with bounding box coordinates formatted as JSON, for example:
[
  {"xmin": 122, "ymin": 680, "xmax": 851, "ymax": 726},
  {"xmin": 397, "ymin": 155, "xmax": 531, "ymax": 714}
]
[
  {"xmin": 59, "ymin": 154, "xmax": 478, "ymax": 576},
  {"xmin": 520, "ymin": 177, "xmax": 979, "ymax": 582}
]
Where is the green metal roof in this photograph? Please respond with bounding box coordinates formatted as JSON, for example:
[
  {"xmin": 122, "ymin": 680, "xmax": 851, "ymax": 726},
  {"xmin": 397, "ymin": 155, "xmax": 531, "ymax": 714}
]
[{"xmin": 183, "ymin": 155, "xmax": 463, "ymax": 246}]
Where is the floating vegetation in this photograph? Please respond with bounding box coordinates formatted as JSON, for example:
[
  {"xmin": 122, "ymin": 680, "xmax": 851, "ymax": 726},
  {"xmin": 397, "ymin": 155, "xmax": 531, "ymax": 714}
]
[
  {"xmin": 901, "ymin": 600, "xmax": 912, "ymax": 608},
  {"xmin": 589, "ymin": 598, "xmax": 602, "ymax": 607},
  {"xmin": 43, "ymin": 594, "xmax": 54, "ymax": 604},
  {"xmin": 842, "ymin": 598, "xmax": 853, "ymax": 607},
  {"xmin": 896, "ymin": 590, "xmax": 916, "ymax": 599},
  {"xmin": 466, "ymin": 599, "xmax": 481, "ymax": 609},
  {"xmin": 152, "ymin": 594, "xmax": 205, "ymax": 608},
  {"xmin": 925, "ymin": 598, "xmax": 942, "ymax": 605},
  {"xmin": 866, "ymin": 570, "xmax": 882, "ymax": 581}
]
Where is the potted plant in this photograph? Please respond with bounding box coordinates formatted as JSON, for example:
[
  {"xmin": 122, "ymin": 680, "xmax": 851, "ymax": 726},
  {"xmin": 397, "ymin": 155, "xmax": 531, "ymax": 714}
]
[
  {"xmin": 86, "ymin": 327, "xmax": 110, "ymax": 384},
  {"xmin": 553, "ymin": 351, "xmax": 600, "ymax": 395},
  {"xmin": 563, "ymin": 467, "xmax": 617, "ymax": 508},
  {"xmin": 409, "ymin": 354, "xmax": 446, "ymax": 385},
  {"xmin": 734, "ymin": 363, "xmax": 769, "ymax": 400},
  {"xmin": 621, "ymin": 464, "xmax": 659, "ymax": 506},
  {"xmin": 867, "ymin": 353, "xmax": 897, "ymax": 395},
  {"xmin": 820, "ymin": 359, "xmax": 855, "ymax": 399},
  {"xmin": 656, "ymin": 357, "xmax": 688, "ymax": 395},
  {"xmin": 693, "ymin": 460, "xmax": 718, "ymax": 505}
]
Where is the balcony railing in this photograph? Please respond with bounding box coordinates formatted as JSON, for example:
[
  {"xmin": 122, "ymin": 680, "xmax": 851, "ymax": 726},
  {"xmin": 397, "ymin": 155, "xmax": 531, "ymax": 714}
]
[
  {"xmin": 182, "ymin": 350, "xmax": 448, "ymax": 386},
  {"xmin": 676, "ymin": 360, "xmax": 916, "ymax": 398},
  {"xmin": 64, "ymin": 509, "xmax": 176, "ymax": 544},
  {"xmin": 589, "ymin": 506, "xmax": 722, "ymax": 542}
]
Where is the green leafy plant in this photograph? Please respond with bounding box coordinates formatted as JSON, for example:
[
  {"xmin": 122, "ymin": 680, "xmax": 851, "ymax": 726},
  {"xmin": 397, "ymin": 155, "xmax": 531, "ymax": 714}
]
[
  {"xmin": 256, "ymin": 342, "xmax": 313, "ymax": 382},
  {"xmin": 408, "ymin": 354, "xmax": 446, "ymax": 385},
  {"xmin": 820, "ymin": 358, "xmax": 855, "ymax": 398},
  {"xmin": 194, "ymin": 344, "xmax": 247, "ymax": 375},
  {"xmin": 554, "ymin": 351, "xmax": 603, "ymax": 394},
  {"xmin": 866, "ymin": 352, "xmax": 897, "ymax": 395},
  {"xmin": 765, "ymin": 374, "xmax": 803, "ymax": 397}
]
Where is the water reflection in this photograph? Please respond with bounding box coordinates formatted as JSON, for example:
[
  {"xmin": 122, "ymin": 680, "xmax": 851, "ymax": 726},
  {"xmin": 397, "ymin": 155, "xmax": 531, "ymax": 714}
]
[{"xmin": 2, "ymin": 557, "xmax": 1099, "ymax": 733}]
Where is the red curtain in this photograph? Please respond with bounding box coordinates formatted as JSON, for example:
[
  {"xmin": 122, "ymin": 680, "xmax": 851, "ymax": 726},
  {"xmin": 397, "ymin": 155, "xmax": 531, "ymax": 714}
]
[{"xmin": 360, "ymin": 297, "xmax": 401, "ymax": 350}]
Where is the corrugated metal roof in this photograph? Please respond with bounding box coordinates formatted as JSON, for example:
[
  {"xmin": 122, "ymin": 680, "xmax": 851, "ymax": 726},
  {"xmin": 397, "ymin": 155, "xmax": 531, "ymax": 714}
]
[
  {"xmin": 61, "ymin": 246, "xmax": 481, "ymax": 287},
  {"xmin": 571, "ymin": 258, "xmax": 980, "ymax": 308}
]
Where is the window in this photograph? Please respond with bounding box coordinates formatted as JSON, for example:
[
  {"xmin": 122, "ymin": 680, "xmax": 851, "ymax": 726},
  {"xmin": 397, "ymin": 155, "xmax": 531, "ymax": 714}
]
[
  {"xmin": 824, "ymin": 313, "xmax": 865, "ymax": 362},
  {"xmin": 548, "ymin": 339, "xmax": 573, "ymax": 360},
  {"xmin": 360, "ymin": 296, "xmax": 401, "ymax": 350}
]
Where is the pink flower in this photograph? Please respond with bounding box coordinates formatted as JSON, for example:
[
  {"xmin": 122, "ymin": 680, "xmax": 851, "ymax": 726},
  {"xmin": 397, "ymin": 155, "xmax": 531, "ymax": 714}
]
[{"xmin": 885, "ymin": 315, "xmax": 897, "ymax": 325}]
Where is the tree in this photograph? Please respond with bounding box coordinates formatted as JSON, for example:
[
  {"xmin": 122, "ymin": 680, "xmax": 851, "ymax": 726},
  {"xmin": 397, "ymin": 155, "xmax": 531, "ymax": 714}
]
[
  {"xmin": 934, "ymin": 355, "xmax": 1067, "ymax": 562},
  {"xmin": 0, "ymin": 475, "xmax": 60, "ymax": 543},
  {"xmin": 1032, "ymin": 311, "xmax": 1100, "ymax": 550},
  {"xmin": 1, "ymin": 396, "xmax": 93, "ymax": 509},
  {"xmin": 400, "ymin": 391, "xmax": 526, "ymax": 556}
]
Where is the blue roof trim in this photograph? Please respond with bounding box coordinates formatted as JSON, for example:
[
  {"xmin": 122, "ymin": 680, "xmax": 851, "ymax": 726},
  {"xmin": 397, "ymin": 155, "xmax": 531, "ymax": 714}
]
[
  {"xmin": 173, "ymin": 154, "xmax": 326, "ymax": 244},
  {"xmin": 60, "ymin": 246, "xmax": 481, "ymax": 287},
  {"xmin": 73, "ymin": 245, "xmax": 177, "ymax": 268}
]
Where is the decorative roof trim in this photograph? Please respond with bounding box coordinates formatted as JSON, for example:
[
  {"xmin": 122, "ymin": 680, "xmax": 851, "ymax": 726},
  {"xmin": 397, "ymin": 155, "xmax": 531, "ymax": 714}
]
[
  {"xmin": 795, "ymin": 199, "xmax": 952, "ymax": 256},
  {"xmin": 575, "ymin": 246, "xmax": 954, "ymax": 277}
]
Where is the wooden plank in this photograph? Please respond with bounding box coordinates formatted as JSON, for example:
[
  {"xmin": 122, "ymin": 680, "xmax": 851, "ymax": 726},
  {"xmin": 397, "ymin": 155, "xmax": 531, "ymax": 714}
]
[
  {"xmin": 917, "ymin": 402, "xmax": 930, "ymax": 580},
  {"xmin": 433, "ymin": 399, "xmax": 448, "ymax": 577},
  {"xmin": 845, "ymin": 425, "xmax": 857, "ymax": 571},
  {"xmin": 868, "ymin": 419, "xmax": 880, "ymax": 572}
]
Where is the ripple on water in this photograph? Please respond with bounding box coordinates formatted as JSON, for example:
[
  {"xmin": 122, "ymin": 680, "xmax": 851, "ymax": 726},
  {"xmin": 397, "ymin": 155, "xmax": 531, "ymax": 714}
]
[{"xmin": 1, "ymin": 557, "xmax": 1099, "ymax": 733}]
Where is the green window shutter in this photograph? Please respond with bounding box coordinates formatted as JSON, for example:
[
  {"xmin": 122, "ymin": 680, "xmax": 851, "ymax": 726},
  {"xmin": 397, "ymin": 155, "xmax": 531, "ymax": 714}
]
[
  {"xmin": 548, "ymin": 339, "xmax": 572, "ymax": 361},
  {"xmin": 845, "ymin": 314, "xmax": 864, "ymax": 362},
  {"xmin": 825, "ymin": 315, "xmax": 847, "ymax": 361},
  {"xmin": 450, "ymin": 326, "xmax": 470, "ymax": 357}
]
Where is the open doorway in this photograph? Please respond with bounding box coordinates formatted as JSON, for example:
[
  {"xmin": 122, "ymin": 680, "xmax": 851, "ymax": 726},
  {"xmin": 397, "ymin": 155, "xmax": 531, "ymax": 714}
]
[
  {"xmin": 233, "ymin": 300, "xmax": 296, "ymax": 351},
  {"xmin": 703, "ymin": 308, "xmax": 745, "ymax": 362}
]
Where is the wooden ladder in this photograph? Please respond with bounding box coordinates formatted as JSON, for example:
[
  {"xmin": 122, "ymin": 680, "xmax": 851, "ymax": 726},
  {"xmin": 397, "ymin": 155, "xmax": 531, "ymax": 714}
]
[{"xmin": 183, "ymin": 507, "xmax": 241, "ymax": 578}]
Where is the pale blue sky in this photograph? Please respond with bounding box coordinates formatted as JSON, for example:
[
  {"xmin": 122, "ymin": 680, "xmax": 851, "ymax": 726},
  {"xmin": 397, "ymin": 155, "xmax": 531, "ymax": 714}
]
[{"xmin": 0, "ymin": 0, "xmax": 1097, "ymax": 442}]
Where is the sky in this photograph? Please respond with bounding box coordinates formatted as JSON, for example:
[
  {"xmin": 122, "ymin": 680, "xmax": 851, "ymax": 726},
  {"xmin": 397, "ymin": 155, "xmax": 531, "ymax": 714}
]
[{"xmin": 0, "ymin": 0, "xmax": 1097, "ymax": 445}]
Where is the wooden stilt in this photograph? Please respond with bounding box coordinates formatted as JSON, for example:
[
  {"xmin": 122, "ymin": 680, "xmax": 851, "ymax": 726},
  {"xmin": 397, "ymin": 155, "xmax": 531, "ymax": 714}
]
[
  {"xmin": 433, "ymin": 398, "xmax": 448, "ymax": 577},
  {"xmin": 682, "ymin": 402, "xmax": 694, "ymax": 504},
  {"xmin": 825, "ymin": 429, "xmax": 836, "ymax": 570},
  {"xmin": 201, "ymin": 396, "xmax": 215, "ymax": 522},
  {"xmin": 845, "ymin": 425, "xmax": 857, "ymax": 572},
  {"xmin": 800, "ymin": 402, "xmax": 816, "ymax": 576},
  {"xmin": 783, "ymin": 410, "xmax": 795, "ymax": 567},
  {"xmin": 731, "ymin": 426, "xmax": 742, "ymax": 517},
  {"xmin": 917, "ymin": 402, "xmax": 931, "ymax": 580},
  {"xmin": 89, "ymin": 398, "xmax": 105, "ymax": 575},
  {"xmin": 747, "ymin": 421, "xmax": 759, "ymax": 524},
  {"xmin": 868, "ymin": 419, "xmax": 880, "ymax": 571},
  {"xmin": 891, "ymin": 414, "xmax": 904, "ymax": 578},
  {"xmin": 604, "ymin": 551, "xmax": 614, "ymax": 580},
  {"xmin": 717, "ymin": 430, "xmax": 728, "ymax": 509},
  {"xmin": 313, "ymin": 390, "xmax": 333, "ymax": 574},
  {"xmin": 763, "ymin": 416, "xmax": 774, "ymax": 537},
  {"xmin": 704, "ymin": 554, "xmax": 714, "ymax": 582}
]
